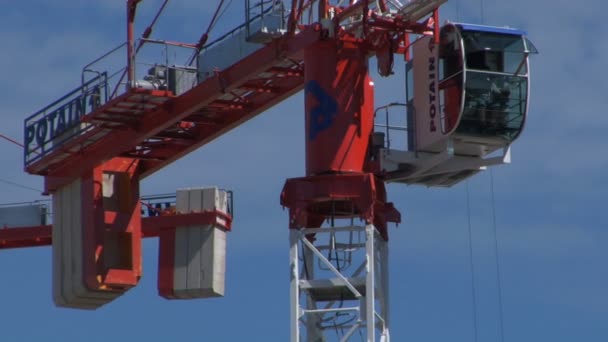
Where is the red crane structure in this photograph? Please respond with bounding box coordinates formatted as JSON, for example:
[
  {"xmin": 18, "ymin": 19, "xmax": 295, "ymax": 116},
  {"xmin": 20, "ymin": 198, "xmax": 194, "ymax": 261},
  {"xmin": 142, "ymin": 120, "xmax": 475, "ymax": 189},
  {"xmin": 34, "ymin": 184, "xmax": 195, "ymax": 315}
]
[{"xmin": 1, "ymin": 0, "xmax": 536, "ymax": 340}]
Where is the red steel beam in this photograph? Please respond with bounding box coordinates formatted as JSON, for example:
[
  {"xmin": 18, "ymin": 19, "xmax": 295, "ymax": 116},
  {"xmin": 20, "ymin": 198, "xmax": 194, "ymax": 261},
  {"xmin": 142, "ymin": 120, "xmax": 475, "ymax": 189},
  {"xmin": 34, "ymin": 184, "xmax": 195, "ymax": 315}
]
[
  {"xmin": 0, "ymin": 225, "xmax": 51, "ymax": 249},
  {"xmin": 0, "ymin": 211, "xmax": 231, "ymax": 250},
  {"xmin": 136, "ymin": 74, "xmax": 306, "ymax": 178}
]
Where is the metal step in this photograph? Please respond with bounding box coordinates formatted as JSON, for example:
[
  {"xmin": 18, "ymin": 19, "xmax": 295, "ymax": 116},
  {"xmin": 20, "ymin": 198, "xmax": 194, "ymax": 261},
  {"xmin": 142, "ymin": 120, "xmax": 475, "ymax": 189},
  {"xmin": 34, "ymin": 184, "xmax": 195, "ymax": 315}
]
[{"xmin": 300, "ymin": 277, "xmax": 366, "ymax": 302}]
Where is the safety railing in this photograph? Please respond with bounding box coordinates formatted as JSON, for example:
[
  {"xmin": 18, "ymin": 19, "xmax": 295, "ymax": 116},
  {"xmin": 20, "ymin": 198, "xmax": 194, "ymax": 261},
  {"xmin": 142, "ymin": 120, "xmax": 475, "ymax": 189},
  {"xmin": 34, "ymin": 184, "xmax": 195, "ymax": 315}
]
[
  {"xmin": 140, "ymin": 191, "xmax": 234, "ymax": 218},
  {"xmin": 23, "ymin": 72, "xmax": 108, "ymax": 168},
  {"xmin": 23, "ymin": 35, "xmax": 205, "ymax": 170},
  {"xmin": 140, "ymin": 193, "xmax": 176, "ymax": 217},
  {"xmin": 374, "ymin": 102, "xmax": 411, "ymax": 153},
  {"xmin": 82, "ymin": 38, "xmax": 200, "ymax": 102},
  {"xmin": 24, "ymin": 1, "xmax": 290, "ymax": 168},
  {"xmin": 245, "ymin": 0, "xmax": 286, "ymax": 41},
  {"xmin": 81, "ymin": 42, "xmax": 128, "ymax": 100}
]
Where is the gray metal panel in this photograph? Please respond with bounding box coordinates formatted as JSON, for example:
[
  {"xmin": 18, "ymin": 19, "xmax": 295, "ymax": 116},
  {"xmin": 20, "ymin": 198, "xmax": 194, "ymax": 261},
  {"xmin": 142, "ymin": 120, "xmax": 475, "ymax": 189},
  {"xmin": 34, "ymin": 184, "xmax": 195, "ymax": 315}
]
[
  {"xmin": 60, "ymin": 180, "xmax": 75, "ymax": 307},
  {"xmin": 69, "ymin": 178, "xmax": 120, "ymax": 306},
  {"xmin": 201, "ymin": 187, "xmax": 226, "ymax": 297},
  {"xmin": 198, "ymin": 27, "xmax": 263, "ymax": 81},
  {"xmin": 52, "ymin": 182, "xmax": 66, "ymax": 306},
  {"xmin": 53, "ymin": 179, "xmax": 119, "ymax": 310},
  {"xmin": 185, "ymin": 189, "xmax": 203, "ymax": 299},
  {"xmin": 0, "ymin": 204, "xmax": 46, "ymax": 228},
  {"xmin": 246, "ymin": 14, "xmax": 285, "ymax": 43},
  {"xmin": 168, "ymin": 66, "xmax": 197, "ymax": 96},
  {"xmin": 201, "ymin": 187, "xmax": 217, "ymax": 211},
  {"xmin": 172, "ymin": 189, "xmax": 191, "ymax": 299},
  {"xmin": 55, "ymin": 180, "xmax": 99, "ymax": 309},
  {"xmin": 171, "ymin": 187, "xmax": 227, "ymax": 298},
  {"xmin": 202, "ymin": 226, "xmax": 226, "ymax": 297},
  {"xmin": 64, "ymin": 180, "xmax": 109, "ymax": 309}
]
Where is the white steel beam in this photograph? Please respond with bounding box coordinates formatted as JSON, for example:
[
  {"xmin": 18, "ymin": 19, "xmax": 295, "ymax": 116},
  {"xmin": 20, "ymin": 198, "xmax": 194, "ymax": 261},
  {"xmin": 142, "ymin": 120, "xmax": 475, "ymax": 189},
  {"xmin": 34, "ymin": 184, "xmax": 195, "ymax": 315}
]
[
  {"xmin": 290, "ymin": 230, "xmax": 301, "ymax": 341},
  {"xmin": 365, "ymin": 224, "xmax": 376, "ymax": 342}
]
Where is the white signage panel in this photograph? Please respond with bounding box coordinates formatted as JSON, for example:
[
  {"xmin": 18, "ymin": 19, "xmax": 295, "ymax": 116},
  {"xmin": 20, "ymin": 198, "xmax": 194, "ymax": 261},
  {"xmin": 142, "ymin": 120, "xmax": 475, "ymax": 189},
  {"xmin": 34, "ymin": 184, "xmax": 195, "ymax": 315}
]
[{"xmin": 412, "ymin": 36, "xmax": 446, "ymax": 152}]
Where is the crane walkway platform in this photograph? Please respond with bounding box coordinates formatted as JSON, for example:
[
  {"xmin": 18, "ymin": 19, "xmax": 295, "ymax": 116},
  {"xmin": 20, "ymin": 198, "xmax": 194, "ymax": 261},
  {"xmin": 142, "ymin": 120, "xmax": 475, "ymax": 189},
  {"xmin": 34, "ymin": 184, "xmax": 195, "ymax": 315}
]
[
  {"xmin": 24, "ymin": 27, "xmax": 319, "ymax": 192},
  {"xmin": 24, "ymin": 88, "xmax": 173, "ymax": 176}
]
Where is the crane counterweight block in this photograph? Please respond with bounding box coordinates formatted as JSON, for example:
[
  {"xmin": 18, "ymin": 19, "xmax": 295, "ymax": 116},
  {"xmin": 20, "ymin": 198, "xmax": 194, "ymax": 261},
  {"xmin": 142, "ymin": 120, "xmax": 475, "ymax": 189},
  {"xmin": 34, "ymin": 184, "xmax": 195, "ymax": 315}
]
[
  {"xmin": 53, "ymin": 157, "xmax": 142, "ymax": 309},
  {"xmin": 1, "ymin": 186, "xmax": 233, "ymax": 308},
  {"xmin": 157, "ymin": 188, "xmax": 231, "ymax": 300}
]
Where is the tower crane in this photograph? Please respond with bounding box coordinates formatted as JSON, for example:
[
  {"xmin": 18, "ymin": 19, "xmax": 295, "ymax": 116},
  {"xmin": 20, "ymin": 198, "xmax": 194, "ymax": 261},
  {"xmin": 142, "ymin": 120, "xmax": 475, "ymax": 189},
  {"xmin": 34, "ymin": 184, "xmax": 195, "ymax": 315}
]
[{"xmin": 0, "ymin": 0, "xmax": 536, "ymax": 340}]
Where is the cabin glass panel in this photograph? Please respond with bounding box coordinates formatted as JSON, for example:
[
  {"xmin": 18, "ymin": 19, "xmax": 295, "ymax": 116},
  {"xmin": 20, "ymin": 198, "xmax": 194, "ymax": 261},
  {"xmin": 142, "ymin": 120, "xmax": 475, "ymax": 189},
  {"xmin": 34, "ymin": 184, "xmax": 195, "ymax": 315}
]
[
  {"xmin": 461, "ymin": 30, "xmax": 528, "ymax": 75},
  {"xmin": 457, "ymin": 72, "xmax": 527, "ymax": 140},
  {"xmin": 455, "ymin": 28, "xmax": 531, "ymax": 141}
]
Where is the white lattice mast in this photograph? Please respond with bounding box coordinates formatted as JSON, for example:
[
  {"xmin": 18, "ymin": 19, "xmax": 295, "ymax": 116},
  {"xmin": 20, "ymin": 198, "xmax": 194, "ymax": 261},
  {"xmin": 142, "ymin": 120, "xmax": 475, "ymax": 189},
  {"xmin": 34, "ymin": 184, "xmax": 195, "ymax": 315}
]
[{"xmin": 289, "ymin": 224, "xmax": 390, "ymax": 341}]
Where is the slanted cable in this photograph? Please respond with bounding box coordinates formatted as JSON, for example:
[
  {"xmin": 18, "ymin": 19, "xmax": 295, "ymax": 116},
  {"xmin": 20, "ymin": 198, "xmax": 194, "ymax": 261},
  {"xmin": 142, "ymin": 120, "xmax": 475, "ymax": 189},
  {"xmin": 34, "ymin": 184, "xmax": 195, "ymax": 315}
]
[
  {"xmin": 0, "ymin": 133, "xmax": 43, "ymax": 193},
  {"xmin": 137, "ymin": 0, "xmax": 170, "ymax": 51},
  {"xmin": 187, "ymin": 0, "xmax": 228, "ymax": 66},
  {"xmin": 286, "ymin": 0, "xmax": 300, "ymax": 35},
  {"xmin": 111, "ymin": 0, "xmax": 171, "ymax": 99},
  {"xmin": 0, "ymin": 178, "xmax": 42, "ymax": 194},
  {"xmin": 0, "ymin": 133, "xmax": 24, "ymax": 148}
]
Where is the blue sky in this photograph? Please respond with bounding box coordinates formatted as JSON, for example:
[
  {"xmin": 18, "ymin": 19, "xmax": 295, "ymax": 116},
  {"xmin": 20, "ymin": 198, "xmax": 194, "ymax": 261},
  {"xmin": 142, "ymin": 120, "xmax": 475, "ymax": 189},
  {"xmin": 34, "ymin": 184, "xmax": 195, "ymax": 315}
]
[{"xmin": 0, "ymin": 0, "xmax": 607, "ymax": 341}]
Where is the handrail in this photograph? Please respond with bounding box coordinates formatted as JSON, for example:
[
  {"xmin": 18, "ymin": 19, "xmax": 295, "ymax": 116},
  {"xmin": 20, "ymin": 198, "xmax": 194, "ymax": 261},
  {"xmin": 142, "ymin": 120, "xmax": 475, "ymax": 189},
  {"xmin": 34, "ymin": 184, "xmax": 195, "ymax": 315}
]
[
  {"xmin": 140, "ymin": 190, "xmax": 234, "ymax": 218},
  {"xmin": 0, "ymin": 200, "xmax": 50, "ymax": 208},
  {"xmin": 24, "ymin": 73, "xmax": 107, "ymax": 123},
  {"xmin": 374, "ymin": 102, "xmax": 408, "ymax": 151},
  {"xmin": 81, "ymin": 42, "xmax": 127, "ymax": 87},
  {"xmin": 465, "ymin": 68, "xmax": 528, "ymax": 78},
  {"xmin": 24, "ymin": 72, "xmax": 108, "ymax": 167},
  {"xmin": 207, "ymin": 1, "xmax": 280, "ymax": 51},
  {"xmin": 74, "ymin": 1, "xmax": 280, "ymax": 104},
  {"xmin": 139, "ymin": 37, "xmax": 198, "ymax": 49}
]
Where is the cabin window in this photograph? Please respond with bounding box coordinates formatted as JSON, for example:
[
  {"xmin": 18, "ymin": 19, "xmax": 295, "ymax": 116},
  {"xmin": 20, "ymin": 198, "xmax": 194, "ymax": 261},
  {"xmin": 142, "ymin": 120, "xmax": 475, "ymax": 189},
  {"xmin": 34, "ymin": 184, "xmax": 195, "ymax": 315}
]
[
  {"xmin": 458, "ymin": 72, "xmax": 527, "ymax": 140},
  {"xmin": 439, "ymin": 26, "xmax": 462, "ymax": 80},
  {"xmin": 461, "ymin": 31, "xmax": 528, "ymax": 75}
]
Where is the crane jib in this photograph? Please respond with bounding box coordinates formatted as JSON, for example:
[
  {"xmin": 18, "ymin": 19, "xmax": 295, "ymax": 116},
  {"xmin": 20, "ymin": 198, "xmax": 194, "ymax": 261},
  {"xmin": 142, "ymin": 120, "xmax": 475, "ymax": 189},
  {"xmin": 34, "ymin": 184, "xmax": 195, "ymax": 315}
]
[{"xmin": 306, "ymin": 80, "xmax": 338, "ymax": 141}]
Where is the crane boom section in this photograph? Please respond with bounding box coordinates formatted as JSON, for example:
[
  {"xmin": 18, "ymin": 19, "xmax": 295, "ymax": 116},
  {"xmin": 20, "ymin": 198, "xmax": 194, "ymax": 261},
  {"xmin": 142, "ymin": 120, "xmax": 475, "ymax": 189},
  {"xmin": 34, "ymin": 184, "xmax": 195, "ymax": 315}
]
[{"xmin": 26, "ymin": 27, "xmax": 320, "ymax": 192}]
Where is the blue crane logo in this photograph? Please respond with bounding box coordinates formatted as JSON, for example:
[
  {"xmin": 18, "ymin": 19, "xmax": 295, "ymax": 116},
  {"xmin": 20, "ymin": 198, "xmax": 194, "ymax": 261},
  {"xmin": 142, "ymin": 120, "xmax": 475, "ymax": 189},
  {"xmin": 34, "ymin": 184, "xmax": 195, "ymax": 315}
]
[{"xmin": 306, "ymin": 80, "xmax": 338, "ymax": 140}]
